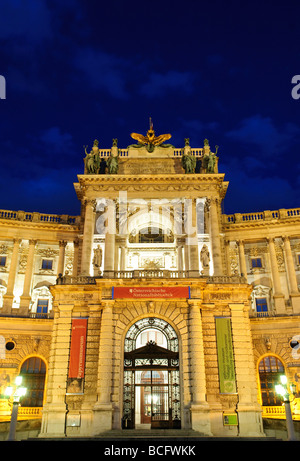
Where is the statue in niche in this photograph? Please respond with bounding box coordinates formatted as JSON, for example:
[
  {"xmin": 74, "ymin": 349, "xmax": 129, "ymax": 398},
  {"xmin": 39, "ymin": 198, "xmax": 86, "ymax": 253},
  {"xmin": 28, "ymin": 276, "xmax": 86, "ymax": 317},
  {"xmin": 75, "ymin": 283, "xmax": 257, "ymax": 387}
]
[
  {"xmin": 128, "ymin": 118, "xmax": 173, "ymax": 153},
  {"xmin": 84, "ymin": 139, "xmax": 100, "ymax": 174},
  {"xmin": 182, "ymin": 139, "xmax": 196, "ymax": 173},
  {"xmin": 92, "ymin": 245, "xmax": 102, "ymax": 275},
  {"xmin": 200, "ymin": 244, "xmax": 210, "ymax": 275},
  {"xmin": 107, "ymin": 138, "xmax": 119, "ymax": 174}
]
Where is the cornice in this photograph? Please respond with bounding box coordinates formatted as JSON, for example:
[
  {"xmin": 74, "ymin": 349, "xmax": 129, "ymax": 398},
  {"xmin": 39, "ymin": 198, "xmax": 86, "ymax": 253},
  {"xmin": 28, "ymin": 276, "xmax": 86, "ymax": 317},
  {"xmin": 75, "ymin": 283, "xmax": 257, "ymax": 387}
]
[
  {"xmin": 0, "ymin": 218, "xmax": 80, "ymax": 234},
  {"xmin": 75, "ymin": 173, "xmax": 229, "ymax": 200},
  {"xmin": 76, "ymin": 173, "xmax": 226, "ymax": 185}
]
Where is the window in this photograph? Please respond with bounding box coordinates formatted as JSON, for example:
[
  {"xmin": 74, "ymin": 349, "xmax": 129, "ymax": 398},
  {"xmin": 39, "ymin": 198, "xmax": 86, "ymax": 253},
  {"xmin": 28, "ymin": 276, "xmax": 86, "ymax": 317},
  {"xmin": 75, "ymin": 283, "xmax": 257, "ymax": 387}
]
[
  {"xmin": 251, "ymin": 258, "xmax": 262, "ymax": 268},
  {"xmin": 0, "ymin": 256, "xmax": 6, "ymax": 267},
  {"xmin": 36, "ymin": 299, "xmax": 49, "ymax": 317},
  {"xmin": 256, "ymin": 298, "xmax": 268, "ymax": 316},
  {"xmin": 41, "ymin": 259, "xmax": 53, "ymax": 270},
  {"xmin": 258, "ymin": 356, "xmax": 285, "ymax": 406},
  {"xmin": 20, "ymin": 357, "xmax": 46, "ymax": 407}
]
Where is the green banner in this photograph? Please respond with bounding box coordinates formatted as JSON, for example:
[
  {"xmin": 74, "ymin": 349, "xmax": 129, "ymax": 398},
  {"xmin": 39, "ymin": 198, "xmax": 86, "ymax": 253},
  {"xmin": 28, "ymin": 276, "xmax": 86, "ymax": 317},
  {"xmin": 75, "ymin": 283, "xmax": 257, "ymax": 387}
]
[{"xmin": 215, "ymin": 317, "xmax": 237, "ymax": 394}]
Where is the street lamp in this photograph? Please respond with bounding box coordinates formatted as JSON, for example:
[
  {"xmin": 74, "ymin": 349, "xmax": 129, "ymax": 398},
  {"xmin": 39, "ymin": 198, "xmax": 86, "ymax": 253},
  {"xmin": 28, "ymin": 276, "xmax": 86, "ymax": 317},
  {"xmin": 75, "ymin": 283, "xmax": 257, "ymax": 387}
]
[
  {"xmin": 5, "ymin": 375, "xmax": 27, "ymax": 441},
  {"xmin": 275, "ymin": 374, "xmax": 296, "ymax": 441}
]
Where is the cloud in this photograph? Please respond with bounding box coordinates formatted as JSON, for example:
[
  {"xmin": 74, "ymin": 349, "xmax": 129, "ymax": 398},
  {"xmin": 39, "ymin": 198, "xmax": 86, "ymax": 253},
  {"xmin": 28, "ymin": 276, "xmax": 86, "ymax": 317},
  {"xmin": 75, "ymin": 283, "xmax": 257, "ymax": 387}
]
[
  {"xmin": 74, "ymin": 48, "xmax": 130, "ymax": 100},
  {"xmin": 39, "ymin": 127, "xmax": 74, "ymax": 154},
  {"xmin": 139, "ymin": 70, "xmax": 196, "ymax": 97},
  {"xmin": 226, "ymin": 115, "xmax": 300, "ymax": 156},
  {"xmin": 222, "ymin": 158, "xmax": 298, "ymax": 214},
  {"xmin": 0, "ymin": 0, "xmax": 52, "ymax": 42}
]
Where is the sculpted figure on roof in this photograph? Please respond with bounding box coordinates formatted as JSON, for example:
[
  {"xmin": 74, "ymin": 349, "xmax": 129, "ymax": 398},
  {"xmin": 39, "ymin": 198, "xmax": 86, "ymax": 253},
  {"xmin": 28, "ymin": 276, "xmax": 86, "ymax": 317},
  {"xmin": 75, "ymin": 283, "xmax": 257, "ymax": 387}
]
[{"xmin": 128, "ymin": 118, "xmax": 173, "ymax": 153}]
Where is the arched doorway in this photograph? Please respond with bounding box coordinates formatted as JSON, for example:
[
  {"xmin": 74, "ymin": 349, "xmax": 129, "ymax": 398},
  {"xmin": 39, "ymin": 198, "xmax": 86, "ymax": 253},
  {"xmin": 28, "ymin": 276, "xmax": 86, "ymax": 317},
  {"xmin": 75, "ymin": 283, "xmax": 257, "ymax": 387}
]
[
  {"xmin": 19, "ymin": 357, "xmax": 46, "ymax": 407},
  {"xmin": 123, "ymin": 317, "xmax": 180, "ymax": 429},
  {"xmin": 258, "ymin": 355, "xmax": 285, "ymax": 406}
]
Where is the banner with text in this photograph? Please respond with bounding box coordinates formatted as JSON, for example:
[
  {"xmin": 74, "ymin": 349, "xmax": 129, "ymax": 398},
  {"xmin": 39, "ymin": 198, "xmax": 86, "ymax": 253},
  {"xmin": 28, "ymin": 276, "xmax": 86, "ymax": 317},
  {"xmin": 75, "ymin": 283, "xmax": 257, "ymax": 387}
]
[
  {"xmin": 215, "ymin": 317, "xmax": 237, "ymax": 394},
  {"xmin": 67, "ymin": 318, "xmax": 88, "ymax": 393},
  {"xmin": 112, "ymin": 286, "xmax": 190, "ymax": 299}
]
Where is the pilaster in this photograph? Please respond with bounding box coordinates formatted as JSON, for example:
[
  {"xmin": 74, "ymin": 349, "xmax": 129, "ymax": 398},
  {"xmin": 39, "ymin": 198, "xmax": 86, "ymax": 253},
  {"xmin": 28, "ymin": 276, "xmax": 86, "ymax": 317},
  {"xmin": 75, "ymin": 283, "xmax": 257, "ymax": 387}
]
[
  {"xmin": 229, "ymin": 303, "xmax": 264, "ymax": 437},
  {"xmin": 2, "ymin": 238, "xmax": 21, "ymax": 314},
  {"xmin": 19, "ymin": 239, "xmax": 37, "ymax": 314},
  {"xmin": 92, "ymin": 301, "xmax": 114, "ymax": 434},
  {"xmin": 283, "ymin": 236, "xmax": 300, "ymax": 314},
  {"xmin": 208, "ymin": 198, "xmax": 223, "ymax": 276},
  {"xmin": 81, "ymin": 199, "xmax": 96, "ymax": 275},
  {"xmin": 40, "ymin": 303, "xmax": 74, "ymax": 437},
  {"xmin": 236, "ymin": 240, "xmax": 247, "ymax": 281},
  {"xmin": 267, "ymin": 237, "xmax": 285, "ymax": 314},
  {"xmin": 188, "ymin": 300, "xmax": 212, "ymax": 436}
]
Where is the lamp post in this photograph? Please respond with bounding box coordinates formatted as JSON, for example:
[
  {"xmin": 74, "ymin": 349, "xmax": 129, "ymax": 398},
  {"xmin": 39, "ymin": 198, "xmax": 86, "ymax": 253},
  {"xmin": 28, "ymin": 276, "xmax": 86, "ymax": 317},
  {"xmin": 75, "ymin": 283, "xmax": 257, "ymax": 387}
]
[
  {"xmin": 275, "ymin": 375, "xmax": 296, "ymax": 441},
  {"xmin": 5, "ymin": 375, "xmax": 27, "ymax": 441}
]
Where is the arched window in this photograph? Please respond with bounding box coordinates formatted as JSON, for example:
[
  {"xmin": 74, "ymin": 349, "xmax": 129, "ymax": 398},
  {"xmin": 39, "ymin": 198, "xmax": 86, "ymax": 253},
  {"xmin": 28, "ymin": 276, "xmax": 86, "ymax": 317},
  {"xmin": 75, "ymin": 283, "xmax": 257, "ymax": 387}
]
[
  {"xmin": 258, "ymin": 356, "xmax": 285, "ymax": 406},
  {"xmin": 20, "ymin": 357, "xmax": 46, "ymax": 407}
]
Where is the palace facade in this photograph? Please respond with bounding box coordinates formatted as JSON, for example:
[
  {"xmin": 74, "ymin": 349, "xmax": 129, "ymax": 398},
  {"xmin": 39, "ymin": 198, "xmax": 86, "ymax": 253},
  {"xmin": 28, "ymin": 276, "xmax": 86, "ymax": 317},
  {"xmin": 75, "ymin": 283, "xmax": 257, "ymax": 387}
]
[{"xmin": 0, "ymin": 126, "xmax": 299, "ymax": 438}]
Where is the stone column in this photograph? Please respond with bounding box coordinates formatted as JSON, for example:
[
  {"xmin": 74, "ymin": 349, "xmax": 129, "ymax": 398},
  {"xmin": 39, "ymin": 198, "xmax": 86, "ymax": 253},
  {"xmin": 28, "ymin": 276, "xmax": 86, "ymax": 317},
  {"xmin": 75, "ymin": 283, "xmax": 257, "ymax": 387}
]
[
  {"xmin": 57, "ymin": 241, "xmax": 67, "ymax": 276},
  {"xmin": 93, "ymin": 302, "xmax": 114, "ymax": 434},
  {"xmin": 209, "ymin": 198, "xmax": 223, "ymax": 276},
  {"xmin": 119, "ymin": 238, "xmax": 126, "ymax": 272},
  {"xmin": 237, "ymin": 240, "xmax": 247, "ymax": 280},
  {"xmin": 224, "ymin": 240, "xmax": 232, "ymax": 275},
  {"xmin": 72, "ymin": 239, "xmax": 79, "ymax": 276},
  {"xmin": 188, "ymin": 301, "xmax": 212, "ymax": 435},
  {"xmin": 186, "ymin": 198, "xmax": 199, "ymax": 276},
  {"xmin": 40, "ymin": 304, "xmax": 73, "ymax": 437},
  {"xmin": 229, "ymin": 303, "xmax": 264, "ymax": 437},
  {"xmin": 19, "ymin": 239, "xmax": 37, "ymax": 312},
  {"xmin": 2, "ymin": 239, "xmax": 21, "ymax": 313},
  {"xmin": 81, "ymin": 199, "xmax": 96, "ymax": 275},
  {"xmin": 103, "ymin": 200, "xmax": 116, "ymax": 278},
  {"xmin": 267, "ymin": 237, "xmax": 285, "ymax": 313},
  {"xmin": 283, "ymin": 236, "xmax": 300, "ymax": 313},
  {"xmin": 177, "ymin": 236, "xmax": 185, "ymax": 274}
]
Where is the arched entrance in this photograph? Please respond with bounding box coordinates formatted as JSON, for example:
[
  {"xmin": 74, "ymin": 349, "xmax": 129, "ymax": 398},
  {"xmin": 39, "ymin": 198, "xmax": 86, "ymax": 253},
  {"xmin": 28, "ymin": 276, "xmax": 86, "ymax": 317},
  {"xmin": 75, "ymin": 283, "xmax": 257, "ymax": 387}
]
[{"xmin": 123, "ymin": 317, "xmax": 180, "ymax": 429}]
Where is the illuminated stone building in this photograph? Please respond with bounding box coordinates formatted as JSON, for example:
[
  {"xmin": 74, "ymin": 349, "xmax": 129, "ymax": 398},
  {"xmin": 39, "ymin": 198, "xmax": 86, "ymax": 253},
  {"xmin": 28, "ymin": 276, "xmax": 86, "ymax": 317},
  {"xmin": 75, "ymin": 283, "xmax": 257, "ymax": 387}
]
[{"xmin": 0, "ymin": 123, "xmax": 299, "ymax": 439}]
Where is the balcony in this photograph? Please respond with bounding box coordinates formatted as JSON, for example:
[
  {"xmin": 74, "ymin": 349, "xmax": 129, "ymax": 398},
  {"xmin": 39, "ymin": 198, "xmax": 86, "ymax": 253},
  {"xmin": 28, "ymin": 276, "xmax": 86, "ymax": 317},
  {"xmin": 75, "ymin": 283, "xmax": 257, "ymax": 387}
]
[
  {"xmin": 0, "ymin": 209, "xmax": 80, "ymax": 226},
  {"xmin": 57, "ymin": 272, "xmax": 247, "ymax": 285},
  {"xmin": 223, "ymin": 207, "xmax": 300, "ymax": 225}
]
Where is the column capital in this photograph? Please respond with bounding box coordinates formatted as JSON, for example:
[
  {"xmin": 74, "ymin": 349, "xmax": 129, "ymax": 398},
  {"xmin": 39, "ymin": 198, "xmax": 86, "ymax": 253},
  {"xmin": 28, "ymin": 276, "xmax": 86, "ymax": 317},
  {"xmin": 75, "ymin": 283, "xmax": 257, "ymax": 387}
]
[
  {"xmin": 28, "ymin": 239, "xmax": 38, "ymax": 246},
  {"xmin": 59, "ymin": 240, "xmax": 68, "ymax": 248},
  {"xmin": 266, "ymin": 236, "xmax": 276, "ymax": 244},
  {"xmin": 188, "ymin": 299, "xmax": 202, "ymax": 309},
  {"xmin": 83, "ymin": 198, "xmax": 97, "ymax": 211}
]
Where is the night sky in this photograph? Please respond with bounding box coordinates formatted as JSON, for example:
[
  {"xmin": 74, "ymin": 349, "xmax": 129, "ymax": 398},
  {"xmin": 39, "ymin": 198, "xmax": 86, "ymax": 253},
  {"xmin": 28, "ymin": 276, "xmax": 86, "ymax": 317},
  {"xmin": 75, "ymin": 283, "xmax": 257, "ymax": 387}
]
[{"xmin": 1, "ymin": 0, "xmax": 300, "ymax": 217}]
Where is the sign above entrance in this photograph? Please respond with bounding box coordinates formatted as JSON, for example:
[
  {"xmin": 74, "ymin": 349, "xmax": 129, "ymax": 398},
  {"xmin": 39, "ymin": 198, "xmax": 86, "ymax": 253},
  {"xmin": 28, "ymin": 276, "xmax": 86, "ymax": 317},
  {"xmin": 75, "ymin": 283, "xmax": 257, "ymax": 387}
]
[{"xmin": 112, "ymin": 286, "xmax": 190, "ymax": 299}]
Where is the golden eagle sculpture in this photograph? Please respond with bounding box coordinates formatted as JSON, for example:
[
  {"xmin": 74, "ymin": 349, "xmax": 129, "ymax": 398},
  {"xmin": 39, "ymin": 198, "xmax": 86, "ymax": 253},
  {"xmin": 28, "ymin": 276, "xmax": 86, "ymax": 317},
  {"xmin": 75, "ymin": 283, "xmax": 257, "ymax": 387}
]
[{"xmin": 129, "ymin": 118, "xmax": 172, "ymax": 152}]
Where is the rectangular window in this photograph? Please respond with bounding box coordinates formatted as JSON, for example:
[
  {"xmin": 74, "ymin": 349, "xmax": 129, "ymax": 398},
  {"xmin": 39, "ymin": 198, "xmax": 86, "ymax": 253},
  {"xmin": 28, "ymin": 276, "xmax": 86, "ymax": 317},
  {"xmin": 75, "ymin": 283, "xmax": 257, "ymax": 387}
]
[
  {"xmin": 256, "ymin": 298, "xmax": 268, "ymax": 314},
  {"xmin": 41, "ymin": 259, "xmax": 53, "ymax": 270},
  {"xmin": 36, "ymin": 299, "xmax": 48, "ymax": 318},
  {"xmin": 252, "ymin": 258, "xmax": 262, "ymax": 268},
  {"xmin": 0, "ymin": 256, "xmax": 6, "ymax": 266}
]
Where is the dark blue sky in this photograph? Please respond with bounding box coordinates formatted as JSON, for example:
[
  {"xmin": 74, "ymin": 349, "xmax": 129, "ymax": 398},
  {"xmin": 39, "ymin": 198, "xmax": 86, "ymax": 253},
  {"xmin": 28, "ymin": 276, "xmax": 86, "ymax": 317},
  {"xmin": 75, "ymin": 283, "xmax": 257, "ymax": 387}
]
[{"xmin": 0, "ymin": 0, "xmax": 300, "ymax": 216}]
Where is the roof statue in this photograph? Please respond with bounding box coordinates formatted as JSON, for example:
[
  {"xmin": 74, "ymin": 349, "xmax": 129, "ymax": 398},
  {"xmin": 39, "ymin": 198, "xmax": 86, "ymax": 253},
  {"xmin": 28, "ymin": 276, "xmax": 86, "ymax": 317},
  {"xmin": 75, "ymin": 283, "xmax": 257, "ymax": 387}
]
[{"xmin": 129, "ymin": 118, "xmax": 173, "ymax": 152}]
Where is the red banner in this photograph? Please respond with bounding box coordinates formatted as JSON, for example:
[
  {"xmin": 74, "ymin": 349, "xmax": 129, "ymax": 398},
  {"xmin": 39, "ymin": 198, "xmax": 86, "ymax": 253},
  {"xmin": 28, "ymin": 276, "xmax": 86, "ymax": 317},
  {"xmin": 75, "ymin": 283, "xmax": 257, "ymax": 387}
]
[
  {"xmin": 112, "ymin": 286, "xmax": 190, "ymax": 299},
  {"xmin": 68, "ymin": 318, "xmax": 87, "ymax": 379}
]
